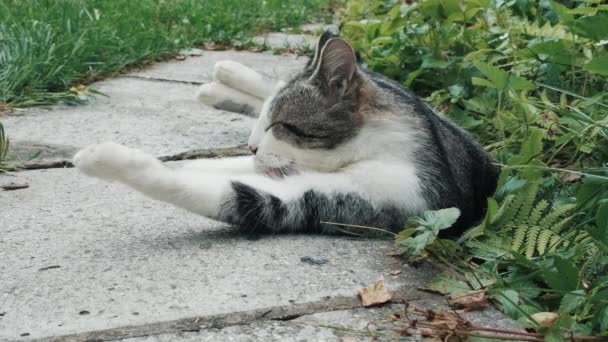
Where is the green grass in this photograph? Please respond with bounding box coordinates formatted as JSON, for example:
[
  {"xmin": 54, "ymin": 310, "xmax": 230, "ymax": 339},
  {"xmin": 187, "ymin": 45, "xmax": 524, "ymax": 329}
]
[{"xmin": 0, "ymin": 0, "xmax": 331, "ymax": 108}]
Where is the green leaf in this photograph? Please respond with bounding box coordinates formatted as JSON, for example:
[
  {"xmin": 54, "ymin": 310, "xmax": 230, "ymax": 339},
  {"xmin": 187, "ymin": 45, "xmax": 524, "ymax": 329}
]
[
  {"xmin": 420, "ymin": 272, "xmax": 470, "ymax": 296},
  {"xmin": 571, "ymin": 14, "xmax": 608, "ymax": 41},
  {"xmin": 544, "ymin": 256, "xmax": 579, "ymax": 291},
  {"xmin": 399, "ymin": 231, "xmax": 435, "ymax": 256},
  {"xmin": 560, "ymin": 290, "xmax": 585, "ymax": 313},
  {"xmin": 597, "ymin": 202, "xmax": 608, "ymax": 232},
  {"xmin": 509, "ymin": 75, "xmax": 535, "ymax": 91},
  {"xmin": 597, "ymin": 306, "xmax": 608, "ymax": 333},
  {"xmin": 420, "ymin": 207, "xmax": 461, "ymax": 231},
  {"xmin": 474, "ymin": 62, "xmax": 508, "ymax": 90},
  {"xmin": 584, "ymin": 56, "xmax": 608, "ymax": 76},
  {"xmin": 543, "ymin": 328, "xmax": 564, "ymax": 342},
  {"xmin": 493, "ymin": 289, "xmax": 522, "ymax": 319},
  {"xmin": 472, "ymin": 76, "xmax": 497, "ymax": 89}
]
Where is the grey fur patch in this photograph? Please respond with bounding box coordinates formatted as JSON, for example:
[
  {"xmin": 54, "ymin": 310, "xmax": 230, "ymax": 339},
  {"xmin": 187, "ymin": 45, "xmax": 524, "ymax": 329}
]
[{"xmin": 214, "ymin": 100, "xmax": 256, "ymax": 116}]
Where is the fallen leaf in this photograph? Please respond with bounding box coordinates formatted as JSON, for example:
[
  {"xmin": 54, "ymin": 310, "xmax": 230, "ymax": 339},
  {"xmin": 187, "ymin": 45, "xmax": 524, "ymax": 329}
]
[
  {"xmin": 419, "ymin": 328, "xmax": 434, "ymax": 337},
  {"xmin": 559, "ymin": 172, "xmax": 581, "ymax": 183},
  {"xmin": 359, "ymin": 280, "xmax": 392, "ymax": 307},
  {"xmin": 389, "ymin": 270, "xmax": 402, "ymax": 276},
  {"xmin": 448, "ymin": 291, "xmax": 488, "ymax": 311},
  {"xmin": 174, "ymin": 55, "xmax": 186, "ymax": 61},
  {"xmin": 204, "ymin": 42, "xmax": 225, "ymax": 50},
  {"xmin": 530, "ymin": 312, "xmax": 558, "ymax": 326}
]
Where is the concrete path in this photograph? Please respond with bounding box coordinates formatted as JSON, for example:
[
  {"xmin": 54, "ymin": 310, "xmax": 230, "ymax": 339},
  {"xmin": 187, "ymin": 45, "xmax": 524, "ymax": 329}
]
[{"xmin": 0, "ymin": 35, "xmax": 517, "ymax": 341}]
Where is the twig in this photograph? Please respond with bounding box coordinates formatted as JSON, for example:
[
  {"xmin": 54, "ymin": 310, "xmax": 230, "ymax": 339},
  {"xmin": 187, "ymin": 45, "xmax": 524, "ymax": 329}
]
[{"xmin": 320, "ymin": 221, "xmax": 397, "ymax": 236}]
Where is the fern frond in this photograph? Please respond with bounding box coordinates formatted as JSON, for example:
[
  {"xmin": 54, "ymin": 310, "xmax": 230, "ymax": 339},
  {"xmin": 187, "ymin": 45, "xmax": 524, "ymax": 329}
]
[
  {"xmin": 525, "ymin": 225, "xmax": 541, "ymax": 258},
  {"xmin": 512, "ymin": 225, "xmax": 527, "ymax": 252},
  {"xmin": 537, "ymin": 229, "xmax": 553, "ymax": 255},
  {"xmin": 490, "ymin": 195, "xmax": 517, "ymax": 227},
  {"xmin": 540, "ymin": 204, "xmax": 576, "ymax": 229},
  {"xmin": 528, "ymin": 200, "xmax": 549, "ymax": 226},
  {"xmin": 548, "ymin": 235, "xmax": 561, "ymax": 254},
  {"xmin": 515, "ymin": 182, "xmax": 539, "ymax": 225},
  {"xmin": 551, "ymin": 216, "xmax": 575, "ymax": 234}
]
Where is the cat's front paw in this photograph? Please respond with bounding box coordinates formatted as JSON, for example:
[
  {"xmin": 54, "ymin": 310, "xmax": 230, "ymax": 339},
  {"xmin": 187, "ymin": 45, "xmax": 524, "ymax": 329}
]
[{"xmin": 73, "ymin": 142, "xmax": 159, "ymax": 181}]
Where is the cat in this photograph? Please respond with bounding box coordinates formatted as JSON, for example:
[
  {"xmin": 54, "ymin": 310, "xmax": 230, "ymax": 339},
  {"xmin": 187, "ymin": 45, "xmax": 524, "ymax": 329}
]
[{"xmin": 73, "ymin": 32, "xmax": 499, "ymax": 237}]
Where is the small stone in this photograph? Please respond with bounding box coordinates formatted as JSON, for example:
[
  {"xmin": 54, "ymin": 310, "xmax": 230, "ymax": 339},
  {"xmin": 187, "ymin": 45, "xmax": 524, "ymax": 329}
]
[
  {"xmin": 389, "ymin": 270, "xmax": 402, "ymax": 276},
  {"xmin": 178, "ymin": 48, "xmax": 204, "ymax": 56},
  {"xmin": 78, "ymin": 310, "xmax": 90, "ymax": 315}
]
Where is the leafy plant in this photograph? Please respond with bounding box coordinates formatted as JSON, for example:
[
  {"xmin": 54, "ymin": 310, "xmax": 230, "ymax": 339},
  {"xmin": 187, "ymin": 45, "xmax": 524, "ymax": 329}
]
[
  {"xmin": 343, "ymin": 0, "xmax": 608, "ymax": 337},
  {"xmin": 396, "ymin": 207, "xmax": 460, "ymax": 256}
]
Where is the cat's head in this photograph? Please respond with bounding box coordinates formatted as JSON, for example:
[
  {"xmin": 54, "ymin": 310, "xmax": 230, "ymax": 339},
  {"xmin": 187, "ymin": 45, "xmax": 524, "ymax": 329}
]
[{"xmin": 249, "ymin": 32, "xmax": 372, "ymax": 175}]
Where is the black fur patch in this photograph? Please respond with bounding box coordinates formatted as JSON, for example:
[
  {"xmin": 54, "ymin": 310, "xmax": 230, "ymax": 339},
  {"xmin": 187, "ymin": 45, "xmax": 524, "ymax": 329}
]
[{"xmin": 220, "ymin": 182, "xmax": 404, "ymax": 235}]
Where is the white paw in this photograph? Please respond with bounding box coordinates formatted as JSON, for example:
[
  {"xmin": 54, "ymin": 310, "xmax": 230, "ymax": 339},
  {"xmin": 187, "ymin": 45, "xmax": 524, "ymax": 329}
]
[
  {"xmin": 196, "ymin": 82, "xmax": 264, "ymax": 115},
  {"xmin": 213, "ymin": 61, "xmax": 278, "ymax": 99},
  {"xmin": 73, "ymin": 142, "xmax": 159, "ymax": 181},
  {"xmin": 213, "ymin": 61, "xmax": 252, "ymax": 87}
]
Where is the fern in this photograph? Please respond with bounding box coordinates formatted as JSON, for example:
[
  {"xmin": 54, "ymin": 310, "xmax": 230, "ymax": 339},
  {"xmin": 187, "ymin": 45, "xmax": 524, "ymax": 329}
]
[{"xmin": 485, "ymin": 182, "xmax": 577, "ymax": 258}]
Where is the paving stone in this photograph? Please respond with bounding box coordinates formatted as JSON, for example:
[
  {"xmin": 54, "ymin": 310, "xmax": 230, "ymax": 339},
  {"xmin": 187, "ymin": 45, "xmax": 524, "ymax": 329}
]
[
  {"xmin": 3, "ymin": 78, "xmax": 255, "ymax": 166},
  {"xmin": 121, "ymin": 301, "xmax": 521, "ymax": 342},
  {"xmin": 127, "ymin": 50, "xmax": 308, "ymax": 84},
  {"xmin": 0, "ymin": 166, "xmax": 438, "ymax": 341}
]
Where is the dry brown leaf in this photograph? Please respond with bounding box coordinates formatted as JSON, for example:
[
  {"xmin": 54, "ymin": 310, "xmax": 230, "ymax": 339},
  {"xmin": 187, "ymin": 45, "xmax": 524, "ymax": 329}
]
[
  {"xmin": 359, "ymin": 280, "xmax": 392, "ymax": 307},
  {"xmin": 447, "ymin": 291, "xmax": 488, "ymax": 311},
  {"xmin": 530, "ymin": 312, "xmax": 558, "ymax": 326},
  {"xmin": 419, "ymin": 328, "xmax": 435, "ymax": 337},
  {"xmin": 204, "ymin": 42, "xmax": 225, "ymax": 50},
  {"xmin": 389, "ymin": 270, "xmax": 402, "ymax": 276},
  {"xmin": 559, "ymin": 172, "xmax": 582, "ymax": 183}
]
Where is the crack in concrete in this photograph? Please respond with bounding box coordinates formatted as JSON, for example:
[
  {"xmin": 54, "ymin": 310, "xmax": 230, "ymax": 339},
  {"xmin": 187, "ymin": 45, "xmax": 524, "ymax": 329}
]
[
  {"xmin": 117, "ymin": 75, "xmax": 205, "ymax": 86},
  {"xmin": 33, "ymin": 289, "xmax": 431, "ymax": 342}
]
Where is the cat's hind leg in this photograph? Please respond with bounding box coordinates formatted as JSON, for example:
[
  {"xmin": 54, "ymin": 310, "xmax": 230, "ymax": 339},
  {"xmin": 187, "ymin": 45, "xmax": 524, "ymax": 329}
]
[
  {"xmin": 196, "ymin": 82, "xmax": 263, "ymax": 116},
  {"xmin": 213, "ymin": 61, "xmax": 281, "ymax": 99}
]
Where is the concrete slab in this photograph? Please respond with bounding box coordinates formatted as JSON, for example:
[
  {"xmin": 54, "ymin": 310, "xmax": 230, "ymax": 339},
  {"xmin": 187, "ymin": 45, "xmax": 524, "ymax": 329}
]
[
  {"xmin": 127, "ymin": 50, "xmax": 308, "ymax": 84},
  {"xmin": 0, "ymin": 166, "xmax": 438, "ymax": 341},
  {"xmin": 121, "ymin": 301, "xmax": 521, "ymax": 342},
  {"xmin": 3, "ymin": 78, "xmax": 255, "ymax": 166}
]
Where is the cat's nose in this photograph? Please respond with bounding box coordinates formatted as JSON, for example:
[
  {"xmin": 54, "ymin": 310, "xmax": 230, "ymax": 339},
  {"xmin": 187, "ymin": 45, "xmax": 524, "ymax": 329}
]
[{"xmin": 248, "ymin": 145, "xmax": 258, "ymax": 155}]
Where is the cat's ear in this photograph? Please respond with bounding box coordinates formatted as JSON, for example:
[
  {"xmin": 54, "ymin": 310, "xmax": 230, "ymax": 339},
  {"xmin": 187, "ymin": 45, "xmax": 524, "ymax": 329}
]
[
  {"xmin": 311, "ymin": 38, "xmax": 358, "ymax": 96},
  {"xmin": 308, "ymin": 31, "xmax": 337, "ymax": 71}
]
